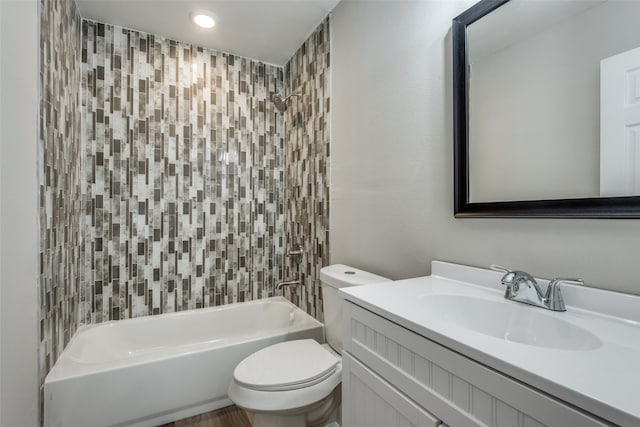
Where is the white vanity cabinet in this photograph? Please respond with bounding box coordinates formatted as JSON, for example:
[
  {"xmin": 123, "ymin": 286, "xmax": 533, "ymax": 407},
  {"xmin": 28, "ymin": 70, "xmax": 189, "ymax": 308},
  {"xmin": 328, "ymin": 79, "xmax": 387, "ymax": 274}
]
[{"xmin": 342, "ymin": 301, "xmax": 611, "ymax": 427}]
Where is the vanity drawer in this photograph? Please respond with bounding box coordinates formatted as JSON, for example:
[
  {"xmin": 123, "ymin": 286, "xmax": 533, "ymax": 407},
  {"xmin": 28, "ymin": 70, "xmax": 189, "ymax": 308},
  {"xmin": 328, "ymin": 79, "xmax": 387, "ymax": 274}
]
[
  {"xmin": 343, "ymin": 351, "xmax": 441, "ymax": 427},
  {"xmin": 343, "ymin": 302, "xmax": 611, "ymax": 427}
]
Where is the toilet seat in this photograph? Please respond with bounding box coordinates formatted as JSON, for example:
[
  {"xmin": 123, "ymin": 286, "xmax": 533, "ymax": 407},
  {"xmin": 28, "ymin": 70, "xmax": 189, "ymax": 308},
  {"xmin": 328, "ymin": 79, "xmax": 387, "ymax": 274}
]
[
  {"xmin": 228, "ymin": 340, "xmax": 342, "ymax": 413},
  {"xmin": 233, "ymin": 339, "xmax": 338, "ymax": 392}
]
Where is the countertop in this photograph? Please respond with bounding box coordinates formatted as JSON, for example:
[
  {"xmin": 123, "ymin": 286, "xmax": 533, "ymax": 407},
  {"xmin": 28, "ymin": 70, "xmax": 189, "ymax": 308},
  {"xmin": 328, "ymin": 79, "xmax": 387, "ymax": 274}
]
[{"xmin": 340, "ymin": 261, "xmax": 640, "ymax": 426}]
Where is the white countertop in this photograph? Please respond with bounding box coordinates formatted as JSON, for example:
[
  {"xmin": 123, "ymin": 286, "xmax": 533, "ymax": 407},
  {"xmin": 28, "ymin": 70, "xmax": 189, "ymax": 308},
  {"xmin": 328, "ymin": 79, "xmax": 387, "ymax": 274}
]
[{"xmin": 340, "ymin": 261, "xmax": 640, "ymax": 426}]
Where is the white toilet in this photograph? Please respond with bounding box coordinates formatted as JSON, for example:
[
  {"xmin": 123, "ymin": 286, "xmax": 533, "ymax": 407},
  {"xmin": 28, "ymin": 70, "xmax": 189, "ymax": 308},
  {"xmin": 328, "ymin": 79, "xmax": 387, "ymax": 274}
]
[{"xmin": 228, "ymin": 264, "xmax": 391, "ymax": 427}]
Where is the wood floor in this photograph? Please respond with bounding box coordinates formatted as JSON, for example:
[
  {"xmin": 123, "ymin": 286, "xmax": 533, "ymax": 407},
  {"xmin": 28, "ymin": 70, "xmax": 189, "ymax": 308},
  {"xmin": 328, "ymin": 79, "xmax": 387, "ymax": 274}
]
[{"xmin": 159, "ymin": 405, "xmax": 253, "ymax": 427}]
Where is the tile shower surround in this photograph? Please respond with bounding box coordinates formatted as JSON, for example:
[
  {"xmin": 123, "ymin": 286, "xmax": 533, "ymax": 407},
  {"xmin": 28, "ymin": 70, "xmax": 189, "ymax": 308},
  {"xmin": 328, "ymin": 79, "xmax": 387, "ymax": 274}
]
[
  {"xmin": 39, "ymin": 0, "xmax": 331, "ymax": 418},
  {"xmin": 39, "ymin": 0, "xmax": 82, "ymax": 402},
  {"xmin": 81, "ymin": 21, "xmax": 287, "ymax": 323},
  {"xmin": 283, "ymin": 18, "xmax": 331, "ymax": 320}
]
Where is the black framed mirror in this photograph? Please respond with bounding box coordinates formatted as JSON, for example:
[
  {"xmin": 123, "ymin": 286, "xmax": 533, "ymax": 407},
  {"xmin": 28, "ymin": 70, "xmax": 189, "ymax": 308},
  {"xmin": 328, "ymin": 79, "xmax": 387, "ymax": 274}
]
[{"xmin": 453, "ymin": 0, "xmax": 640, "ymax": 218}]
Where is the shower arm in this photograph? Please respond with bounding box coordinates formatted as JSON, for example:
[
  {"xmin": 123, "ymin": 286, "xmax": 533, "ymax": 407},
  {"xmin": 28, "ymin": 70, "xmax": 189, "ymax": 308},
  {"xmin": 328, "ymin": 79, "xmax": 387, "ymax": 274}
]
[{"xmin": 271, "ymin": 92, "xmax": 302, "ymax": 111}]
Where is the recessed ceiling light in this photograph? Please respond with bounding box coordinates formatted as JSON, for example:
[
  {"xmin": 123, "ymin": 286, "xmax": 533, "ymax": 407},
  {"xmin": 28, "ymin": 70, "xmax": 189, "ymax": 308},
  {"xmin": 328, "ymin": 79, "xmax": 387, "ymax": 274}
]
[{"xmin": 192, "ymin": 12, "xmax": 215, "ymax": 29}]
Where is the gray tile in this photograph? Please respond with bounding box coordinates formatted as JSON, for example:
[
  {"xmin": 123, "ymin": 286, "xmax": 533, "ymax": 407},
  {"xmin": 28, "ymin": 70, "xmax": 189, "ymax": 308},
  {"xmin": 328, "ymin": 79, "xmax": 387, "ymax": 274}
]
[
  {"xmin": 283, "ymin": 18, "xmax": 331, "ymax": 321},
  {"xmin": 39, "ymin": 3, "xmax": 331, "ymax": 419}
]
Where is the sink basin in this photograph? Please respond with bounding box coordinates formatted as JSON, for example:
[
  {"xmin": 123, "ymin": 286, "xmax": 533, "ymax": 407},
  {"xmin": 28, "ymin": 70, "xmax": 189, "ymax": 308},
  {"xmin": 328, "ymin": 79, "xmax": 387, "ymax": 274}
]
[{"xmin": 423, "ymin": 294, "xmax": 602, "ymax": 350}]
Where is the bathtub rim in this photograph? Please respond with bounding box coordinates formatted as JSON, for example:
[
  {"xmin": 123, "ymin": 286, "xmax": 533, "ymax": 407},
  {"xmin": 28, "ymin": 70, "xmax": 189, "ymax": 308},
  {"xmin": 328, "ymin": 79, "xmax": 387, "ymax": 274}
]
[{"xmin": 44, "ymin": 296, "xmax": 323, "ymax": 383}]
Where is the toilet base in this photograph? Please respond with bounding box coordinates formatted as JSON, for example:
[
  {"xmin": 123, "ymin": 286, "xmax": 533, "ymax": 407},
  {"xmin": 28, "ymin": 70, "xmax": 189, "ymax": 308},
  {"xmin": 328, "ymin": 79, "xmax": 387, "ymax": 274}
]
[
  {"xmin": 253, "ymin": 413, "xmax": 305, "ymax": 427},
  {"xmin": 248, "ymin": 386, "xmax": 341, "ymax": 427}
]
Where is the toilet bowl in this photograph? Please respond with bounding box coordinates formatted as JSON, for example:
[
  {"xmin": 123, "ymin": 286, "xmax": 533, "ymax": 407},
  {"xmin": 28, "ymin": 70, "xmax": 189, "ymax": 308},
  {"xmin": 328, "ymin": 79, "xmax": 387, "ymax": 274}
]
[
  {"xmin": 228, "ymin": 265, "xmax": 391, "ymax": 427},
  {"xmin": 228, "ymin": 340, "xmax": 342, "ymax": 427}
]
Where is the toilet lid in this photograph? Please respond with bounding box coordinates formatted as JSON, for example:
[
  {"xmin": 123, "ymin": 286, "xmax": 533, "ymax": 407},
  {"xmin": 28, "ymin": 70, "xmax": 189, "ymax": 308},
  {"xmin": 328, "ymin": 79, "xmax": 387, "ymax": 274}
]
[{"xmin": 233, "ymin": 339, "xmax": 339, "ymax": 391}]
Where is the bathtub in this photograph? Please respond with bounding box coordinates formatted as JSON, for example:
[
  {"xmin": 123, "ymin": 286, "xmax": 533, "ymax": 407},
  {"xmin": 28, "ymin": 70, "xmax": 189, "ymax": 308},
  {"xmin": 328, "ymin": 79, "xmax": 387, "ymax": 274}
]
[{"xmin": 44, "ymin": 297, "xmax": 324, "ymax": 427}]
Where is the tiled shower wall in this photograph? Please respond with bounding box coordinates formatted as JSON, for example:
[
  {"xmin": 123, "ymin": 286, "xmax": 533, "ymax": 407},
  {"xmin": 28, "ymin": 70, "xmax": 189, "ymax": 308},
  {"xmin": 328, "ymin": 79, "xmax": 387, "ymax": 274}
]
[
  {"xmin": 38, "ymin": 0, "xmax": 82, "ymax": 399},
  {"xmin": 284, "ymin": 18, "xmax": 331, "ymax": 320},
  {"xmin": 38, "ymin": 1, "xmax": 330, "ymax": 407},
  {"xmin": 80, "ymin": 21, "xmax": 287, "ymax": 323}
]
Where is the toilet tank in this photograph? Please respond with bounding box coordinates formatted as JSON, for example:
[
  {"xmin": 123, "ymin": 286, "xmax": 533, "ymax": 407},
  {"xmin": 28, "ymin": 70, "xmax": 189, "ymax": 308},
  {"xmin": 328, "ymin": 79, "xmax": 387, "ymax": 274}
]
[{"xmin": 320, "ymin": 264, "xmax": 391, "ymax": 353}]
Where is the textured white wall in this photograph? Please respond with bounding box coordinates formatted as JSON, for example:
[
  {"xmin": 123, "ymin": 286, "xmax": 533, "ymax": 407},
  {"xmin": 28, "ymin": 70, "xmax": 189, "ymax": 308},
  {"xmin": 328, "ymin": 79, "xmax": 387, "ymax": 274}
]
[
  {"xmin": 330, "ymin": 0, "xmax": 640, "ymax": 295},
  {"xmin": 0, "ymin": 1, "xmax": 40, "ymax": 425}
]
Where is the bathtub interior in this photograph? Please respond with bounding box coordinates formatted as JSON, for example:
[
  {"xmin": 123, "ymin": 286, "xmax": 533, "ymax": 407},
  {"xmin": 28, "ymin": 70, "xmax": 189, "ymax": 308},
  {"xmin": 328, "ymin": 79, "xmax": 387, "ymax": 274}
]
[{"xmin": 63, "ymin": 297, "xmax": 320, "ymax": 366}]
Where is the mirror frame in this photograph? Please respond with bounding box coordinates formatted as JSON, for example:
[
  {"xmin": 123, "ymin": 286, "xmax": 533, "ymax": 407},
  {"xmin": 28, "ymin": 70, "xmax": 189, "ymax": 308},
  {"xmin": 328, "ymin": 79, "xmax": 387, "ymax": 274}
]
[{"xmin": 453, "ymin": 0, "xmax": 640, "ymax": 218}]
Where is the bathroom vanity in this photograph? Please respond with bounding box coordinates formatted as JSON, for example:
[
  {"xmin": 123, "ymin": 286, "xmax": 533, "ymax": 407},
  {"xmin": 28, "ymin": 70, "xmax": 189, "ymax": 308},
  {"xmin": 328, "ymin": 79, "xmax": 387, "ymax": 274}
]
[{"xmin": 340, "ymin": 261, "xmax": 640, "ymax": 427}]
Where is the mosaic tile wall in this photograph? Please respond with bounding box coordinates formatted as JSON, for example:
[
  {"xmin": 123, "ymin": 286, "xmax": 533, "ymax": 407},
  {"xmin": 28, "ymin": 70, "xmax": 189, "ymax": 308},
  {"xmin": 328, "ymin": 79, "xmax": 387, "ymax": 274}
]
[
  {"xmin": 80, "ymin": 21, "xmax": 287, "ymax": 323},
  {"xmin": 38, "ymin": 0, "xmax": 82, "ymax": 405},
  {"xmin": 283, "ymin": 18, "xmax": 331, "ymax": 320}
]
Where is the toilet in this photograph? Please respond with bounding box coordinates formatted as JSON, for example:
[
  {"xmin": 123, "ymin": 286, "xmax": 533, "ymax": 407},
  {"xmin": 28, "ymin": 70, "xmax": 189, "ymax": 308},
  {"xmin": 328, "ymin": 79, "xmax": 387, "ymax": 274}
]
[{"xmin": 228, "ymin": 264, "xmax": 391, "ymax": 427}]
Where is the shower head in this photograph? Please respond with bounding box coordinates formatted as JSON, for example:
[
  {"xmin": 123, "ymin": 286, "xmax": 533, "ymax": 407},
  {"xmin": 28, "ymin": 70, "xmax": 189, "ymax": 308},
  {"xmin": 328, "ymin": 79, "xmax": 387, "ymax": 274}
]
[
  {"xmin": 271, "ymin": 92, "xmax": 301, "ymax": 111},
  {"xmin": 271, "ymin": 93, "xmax": 287, "ymax": 111}
]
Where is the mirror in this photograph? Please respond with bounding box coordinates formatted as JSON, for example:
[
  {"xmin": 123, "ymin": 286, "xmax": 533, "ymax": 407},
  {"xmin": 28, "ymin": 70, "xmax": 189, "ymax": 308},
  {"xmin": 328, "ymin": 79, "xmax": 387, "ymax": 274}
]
[{"xmin": 453, "ymin": 0, "xmax": 640, "ymax": 218}]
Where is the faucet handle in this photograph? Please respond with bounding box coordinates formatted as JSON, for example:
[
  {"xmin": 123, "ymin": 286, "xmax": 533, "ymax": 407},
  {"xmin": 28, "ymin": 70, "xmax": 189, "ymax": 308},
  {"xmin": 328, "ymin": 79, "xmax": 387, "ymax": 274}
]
[
  {"xmin": 545, "ymin": 278, "xmax": 583, "ymax": 311},
  {"xmin": 490, "ymin": 265, "xmax": 519, "ymax": 302},
  {"xmin": 491, "ymin": 265, "xmax": 530, "ymax": 287},
  {"xmin": 491, "ymin": 265, "xmax": 543, "ymax": 302},
  {"xmin": 490, "ymin": 265, "xmax": 517, "ymax": 285},
  {"xmin": 490, "ymin": 264, "xmax": 511, "ymax": 274},
  {"xmin": 549, "ymin": 278, "xmax": 583, "ymax": 287}
]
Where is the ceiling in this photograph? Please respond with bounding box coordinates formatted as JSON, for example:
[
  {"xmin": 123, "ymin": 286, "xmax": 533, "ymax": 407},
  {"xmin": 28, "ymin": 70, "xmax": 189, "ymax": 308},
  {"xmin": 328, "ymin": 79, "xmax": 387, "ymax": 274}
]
[{"xmin": 76, "ymin": 0, "xmax": 341, "ymax": 66}]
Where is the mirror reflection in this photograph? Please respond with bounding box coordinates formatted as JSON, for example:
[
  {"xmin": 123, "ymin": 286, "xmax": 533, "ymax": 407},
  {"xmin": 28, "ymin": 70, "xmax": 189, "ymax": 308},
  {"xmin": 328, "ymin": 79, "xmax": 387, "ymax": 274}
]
[{"xmin": 468, "ymin": 0, "xmax": 640, "ymax": 203}]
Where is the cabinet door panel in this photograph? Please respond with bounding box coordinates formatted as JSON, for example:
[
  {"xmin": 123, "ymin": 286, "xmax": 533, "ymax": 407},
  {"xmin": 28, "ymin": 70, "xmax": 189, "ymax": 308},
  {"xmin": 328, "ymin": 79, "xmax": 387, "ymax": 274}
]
[{"xmin": 342, "ymin": 352, "xmax": 440, "ymax": 427}]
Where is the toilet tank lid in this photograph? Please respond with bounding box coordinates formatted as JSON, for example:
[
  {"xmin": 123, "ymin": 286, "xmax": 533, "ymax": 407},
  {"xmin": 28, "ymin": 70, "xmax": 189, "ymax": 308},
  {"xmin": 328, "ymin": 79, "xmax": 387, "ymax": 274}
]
[{"xmin": 320, "ymin": 264, "xmax": 391, "ymax": 289}]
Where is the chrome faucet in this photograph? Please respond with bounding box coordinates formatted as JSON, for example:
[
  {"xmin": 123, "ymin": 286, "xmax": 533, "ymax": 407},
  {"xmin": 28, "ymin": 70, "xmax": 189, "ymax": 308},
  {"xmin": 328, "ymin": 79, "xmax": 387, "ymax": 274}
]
[
  {"xmin": 490, "ymin": 265, "xmax": 583, "ymax": 312},
  {"xmin": 544, "ymin": 278, "xmax": 585, "ymax": 311}
]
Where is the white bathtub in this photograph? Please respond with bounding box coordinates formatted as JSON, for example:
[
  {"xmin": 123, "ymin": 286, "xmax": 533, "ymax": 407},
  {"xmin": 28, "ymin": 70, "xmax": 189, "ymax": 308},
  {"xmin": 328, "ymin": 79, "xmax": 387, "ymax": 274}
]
[{"xmin": 44, "ymin": 297, "xmax": 324, "ymax": 427}]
